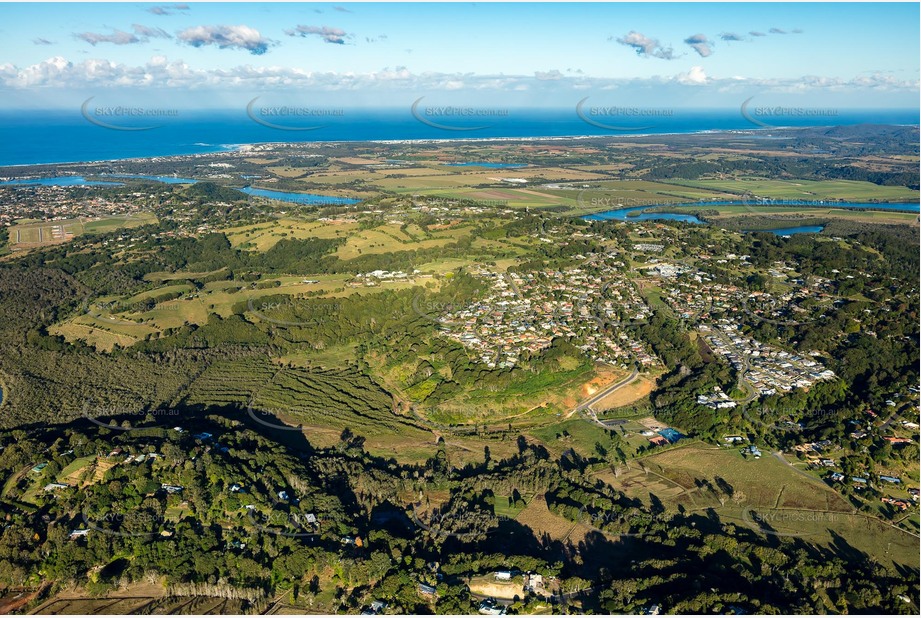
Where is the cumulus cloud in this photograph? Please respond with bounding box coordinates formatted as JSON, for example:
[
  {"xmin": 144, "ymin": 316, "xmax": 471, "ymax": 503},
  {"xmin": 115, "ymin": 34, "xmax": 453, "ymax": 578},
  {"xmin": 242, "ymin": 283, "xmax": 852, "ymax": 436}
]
[
  {"xmin": 769, "ymin": 27, "xmax": 787, "ymax": 34},
  {"xmin": 148, "ymin": 4, "xmax": 189, "ymax": 16},
  {"xmin": 719, "ymin": 32, "xmax": 745, "ymax": 42},
  {"xmin": 2, "ymin": 56, "xmax": 917, "ymax": 99},
  {"xmin": 33, "ymin": 38, "xmax": 55, "ymax": 45},
  {"xmin": 792, "ymin": 28, "xmax": 804, "ymax": 34},
  {"xmin": 285, "ymin": 25, "xmax": 351, "ymax": 45},
  {"xmin": 684, "ymin": 34, "xmax": 713, "ymax": 57},
  {"xmin": 177, "ymin": 24, "xmax": 274, "ymax": 54},
  {"xmin": 615, "ymin": 31, "xmax": 676, "ymax": 59},
  {"xmin": 676, "ymin": 65, "xmax": 708, "ymax": 85},
  {"xmin": 365, "ymin": 34, "xmax": 388, "ymax": 43},
  {"xmin": 333, "ymin": 5, "xmax": 352, "ymax": 12},
  {"xmin": 749, "ymin": 31, "xmax": 766, "ymax": 37}
]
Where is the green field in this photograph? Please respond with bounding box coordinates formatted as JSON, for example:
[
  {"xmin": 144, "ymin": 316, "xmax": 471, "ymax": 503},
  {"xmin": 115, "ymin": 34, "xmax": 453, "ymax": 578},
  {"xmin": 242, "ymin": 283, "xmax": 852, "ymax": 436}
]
[
  {"xmin": 661, "ymin": 178, "xmax": 920, "ymax": 202},
  {"xmin": 7, "ymin": 213, "xmax": 157, "ymax": 249},
  {"xmin": 597, "ymin": 444, "xmax": 920, "ymax": 569}
]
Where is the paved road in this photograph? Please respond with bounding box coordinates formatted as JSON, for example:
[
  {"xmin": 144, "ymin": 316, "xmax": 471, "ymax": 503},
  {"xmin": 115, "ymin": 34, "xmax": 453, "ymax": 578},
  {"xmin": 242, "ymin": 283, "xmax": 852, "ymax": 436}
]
[
  {"xmin": 707, "ymin": 329, "xmax": 759, "ymax": 404},
  {"xmin": 567, "ymin": 367, "xmax": 639, "ymax": 420}
]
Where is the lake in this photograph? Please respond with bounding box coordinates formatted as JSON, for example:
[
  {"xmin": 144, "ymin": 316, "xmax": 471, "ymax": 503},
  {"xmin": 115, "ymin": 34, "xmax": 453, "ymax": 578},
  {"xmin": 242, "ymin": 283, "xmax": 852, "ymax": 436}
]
[
  {"xmin": 749, "ymin": 225, "xmax": 826, "ymax": 235},
  {"xmin": 584, "ymin": 200, "xmax": 920, "ymax": 226},
  {"xmin": 239, "ymin": 186, "xmax": 361, "ymax": 205}
]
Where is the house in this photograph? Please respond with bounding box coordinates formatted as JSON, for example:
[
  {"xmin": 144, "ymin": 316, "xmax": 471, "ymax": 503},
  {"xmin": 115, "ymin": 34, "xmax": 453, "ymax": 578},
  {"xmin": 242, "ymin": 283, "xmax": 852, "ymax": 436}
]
[
  {"xmin": 645, "ymin": 604, "xmax": 661, "ymax": 615},
  {"xmin": 161, "ymin": 484, "xmax": 184, "ymax": 494},
  {"xmin": 370, "ymin": 600, "xmax": 387, "ymax": 613},
  {"xmin": 882, "ymin": 497, "xmax": 910, "ymax": 511},
  {"xmin": 479, "ymin": 599, "xmax": 505, "ymax": 615},
  {"xmin": 305, "ymin": 513, "xmax": 317, "ymax": 524},
  {"xmin": 884, "ymin": 436, "xmax": 912, "ymax": 444},
  {"xmin": 748, "ymin": 446, "xmax": 762, "ymax": 458},
  {"xmin": 851, "ymin": 476, "xmax": 869, "ymax": 486},
  {"xmin": 494, "ymin": 571, "xmax": 512, "ymax": 581},
  {"xmin": 418, "ymin": 583, "xmax": 437, "ymax": 596},
  {"xmin": 44, "ymin": 482, "xmax": 70, "ymax": 492},
  {"xmin": 829, "ymin": 472, "xmax": 845, "ymax": 482},
  {"xmin": 69, "ymin": 529, "xmax": 90, "ymax": 539},
  {"xmin": 724, "ymin": 436, "xmax": 745, "ymax": 443},
  {"xmin": 879, "ymin": 475, "xmax": 901, "ymax": 484},
  {"xmin": 648, "ymin": 435, "xmax": 668, "ymax": 447}
]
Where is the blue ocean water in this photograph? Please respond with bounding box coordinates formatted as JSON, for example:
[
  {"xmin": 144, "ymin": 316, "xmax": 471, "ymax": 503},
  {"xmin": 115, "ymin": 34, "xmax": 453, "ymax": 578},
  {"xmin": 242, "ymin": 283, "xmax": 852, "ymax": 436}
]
[
  {"xmin": 0, "ymin": 176, "xmax": 124, "ymax": 186},
  {"xmin": 0, "ymin": 108, "xmax": 917, "ymax": 167}
]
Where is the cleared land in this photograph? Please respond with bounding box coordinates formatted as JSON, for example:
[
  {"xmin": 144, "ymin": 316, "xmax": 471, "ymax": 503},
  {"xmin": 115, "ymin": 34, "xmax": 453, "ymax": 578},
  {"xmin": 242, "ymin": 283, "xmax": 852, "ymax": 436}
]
[
  {"xmin": 7, "ymin": 213, "xmax": 157, "ymax": 250},
  {"xmin": 594, "ymin": 444, "xmax": 920, "ymax": 569}
]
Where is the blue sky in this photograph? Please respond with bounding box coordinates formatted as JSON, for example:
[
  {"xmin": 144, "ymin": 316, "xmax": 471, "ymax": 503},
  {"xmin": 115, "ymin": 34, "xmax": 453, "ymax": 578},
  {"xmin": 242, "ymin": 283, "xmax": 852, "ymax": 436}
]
[{"xmin": 0, "ymin": 2, "xmax": 918, "ymax": 109}]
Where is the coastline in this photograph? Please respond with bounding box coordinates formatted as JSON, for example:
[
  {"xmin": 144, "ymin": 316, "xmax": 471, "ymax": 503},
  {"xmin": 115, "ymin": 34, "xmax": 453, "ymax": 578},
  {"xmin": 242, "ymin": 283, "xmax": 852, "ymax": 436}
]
[{"xmin": 0, "ymin": 125, "xmax": 839, "ymax": 169}]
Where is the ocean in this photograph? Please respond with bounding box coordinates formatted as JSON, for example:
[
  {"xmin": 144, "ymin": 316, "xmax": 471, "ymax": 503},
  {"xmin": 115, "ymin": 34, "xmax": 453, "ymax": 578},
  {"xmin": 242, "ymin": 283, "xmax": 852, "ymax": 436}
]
[{"xmin": 0, "ymin": 108, "xmax": 918, "ymax": 167}]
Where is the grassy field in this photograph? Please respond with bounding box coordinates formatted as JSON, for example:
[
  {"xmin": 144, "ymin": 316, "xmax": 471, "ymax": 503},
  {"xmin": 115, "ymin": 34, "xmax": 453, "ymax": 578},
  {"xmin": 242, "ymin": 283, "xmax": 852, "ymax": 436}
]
[
  {"xmin": 223, "ymin": 218, "xmax": 359, "ymax": 251},
  {"xmin": 685, "ymin": 203, "xmax": 919, "ymax": 226},
  {"xmin": 514, "ymin": 494, "xmax": 596, "ymax": 545},
  {"xmin": 661, "ymin": 178, "xmax": 920, "ymax": 202},
  {"xmin": 594, "ymin": 444, "xmax": 920, "ymax": 569},
  {"xmin": 7, "ymin": 213, "xmax": 157, "ymax": 250}
]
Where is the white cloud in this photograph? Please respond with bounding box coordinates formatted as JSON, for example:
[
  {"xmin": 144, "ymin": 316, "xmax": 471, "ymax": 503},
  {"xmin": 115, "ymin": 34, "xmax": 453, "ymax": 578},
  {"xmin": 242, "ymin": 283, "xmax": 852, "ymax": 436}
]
[
  {"xmin": 285, "ymin": 25, "xmax": 351, "ymax": 45},
  {"xmin": 615, "ymin": 31, "xmax": 676, "ymax": 60},
  {"xmin": 177, "ymin": 25, "xmax": 274, "ymax": 55},
  {"xmin": 676, "ymin": 66, "xmax": 708, "ymax": 85},
  {"xmin": 684, "ymin": 34, "xmax": 713, "ymax": 58},
  {"xmin": 1, "ymin": 56, "xmax": 917, "ymax": 99}
]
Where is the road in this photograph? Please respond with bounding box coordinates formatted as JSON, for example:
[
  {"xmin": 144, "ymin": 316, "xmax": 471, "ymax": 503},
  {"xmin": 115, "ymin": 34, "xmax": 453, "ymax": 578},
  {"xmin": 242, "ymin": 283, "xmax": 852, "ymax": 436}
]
[
  {"xmin": 566, "ymin": 367, "xmax": 639, "ymax": 420},
  {"xmin": 771, "ymin": 450, "xmax": 822, "ymax": 482},
  {"xmin": 707, "ymin": 329, "xmax": 759, "ymax": 404}
]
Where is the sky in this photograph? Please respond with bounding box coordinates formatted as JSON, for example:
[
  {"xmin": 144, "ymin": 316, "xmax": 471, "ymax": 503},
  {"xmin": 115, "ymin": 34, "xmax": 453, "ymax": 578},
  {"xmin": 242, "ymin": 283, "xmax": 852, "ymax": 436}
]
[{"xmin": 0, "ymin": 2, "xmax": 918, "ymax": 110}]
